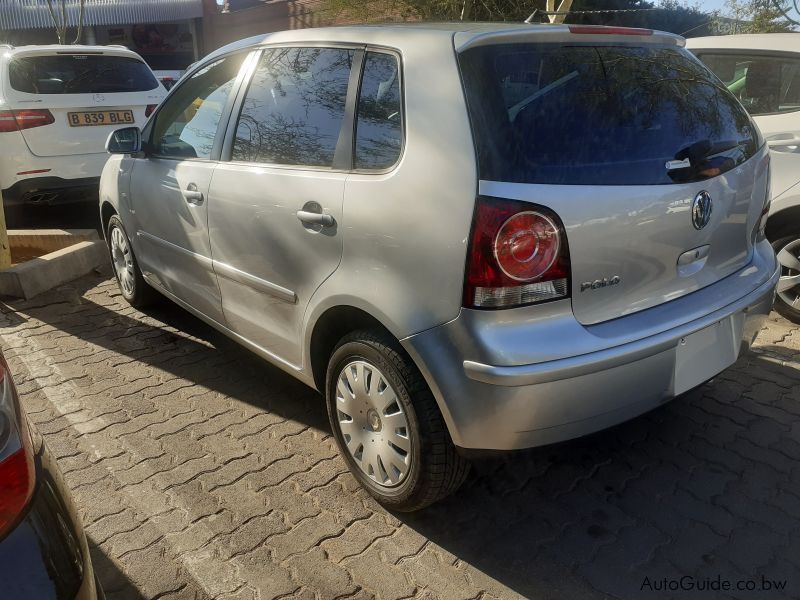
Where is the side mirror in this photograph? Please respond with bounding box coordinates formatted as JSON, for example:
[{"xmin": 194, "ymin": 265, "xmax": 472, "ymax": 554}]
[{"xmin": 106, "ymin": 127, "xmax": 142, "ymax": 154}]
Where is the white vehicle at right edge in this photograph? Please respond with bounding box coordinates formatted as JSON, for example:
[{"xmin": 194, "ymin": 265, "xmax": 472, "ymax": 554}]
[{"xmin": 689, "ymin": 34, "xmax": 800, "ymax": 321}]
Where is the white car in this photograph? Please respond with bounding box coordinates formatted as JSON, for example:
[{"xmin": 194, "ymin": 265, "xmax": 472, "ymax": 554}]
[
  {"xmin": 688, "ymin": 34, "xmax": 800, "ymax": 321},
  {"xmin": 0, "ymin": 44, "xmax": 166, "ymax": 224}
]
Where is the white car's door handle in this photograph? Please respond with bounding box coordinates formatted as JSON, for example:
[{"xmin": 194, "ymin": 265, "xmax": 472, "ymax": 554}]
[{"xmin": 767, "ymin": 136, "xmax": 800, "ymax": 148}]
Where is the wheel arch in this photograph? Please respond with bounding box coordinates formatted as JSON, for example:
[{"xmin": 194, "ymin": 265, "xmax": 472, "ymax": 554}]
[
  {"xmin": 307, "ymin": 304, "xmax": 396, "ymax": 393},
  {"xmin": 767, "ymin": 204, "xmax": 800, "ymax": 242},
  {"xmin": 100, "ymin": 201, "xmax": 117, "ymax": 240}
]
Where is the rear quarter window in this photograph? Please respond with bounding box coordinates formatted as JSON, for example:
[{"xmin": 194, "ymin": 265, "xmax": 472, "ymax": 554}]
[
  {"xmin": 696, "ymin": 52, "xmax": 800, "ymax": 116},
  {"xmin": 8, "ymin": 54, "xmax": 159, "ymax": 94},
  {"xmin": 458, "ymin": 44, "xmax": 760, "ymax": 185}
]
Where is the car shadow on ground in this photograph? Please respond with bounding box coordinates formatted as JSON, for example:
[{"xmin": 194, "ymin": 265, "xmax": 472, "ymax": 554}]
[
  {"xmin": 8, "ymin": 201, "xmax": 102, "ymax": 232},
  {"xmin": 89, "ymin": 539, "xmax": 147, "ymax": 600},
  {"xmin": 2, "ymin": 273, "xmax": 798, "ymax": 599},
  {"xmin": 1, "ymin": 269, "xmax": 331, "ymax": 435},
  {"xmin": 400, "ymin": 345, "xmax": 800, "ymax": 599}
]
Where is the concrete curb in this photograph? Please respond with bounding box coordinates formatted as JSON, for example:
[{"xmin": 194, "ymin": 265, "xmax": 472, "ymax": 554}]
[{"xmin": 0, "ymin": 238, "xmax": 107, "ymax": 300}]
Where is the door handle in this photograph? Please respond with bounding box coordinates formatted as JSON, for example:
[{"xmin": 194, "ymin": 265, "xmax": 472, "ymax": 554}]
[
  {"xmin": 767, "ymin": 136, "xmax": 800, "ymax": 148},
  {"xmin": 296, "ymin": 210, "xmax": 335, "ymax": 227},
  {"xmin": 183, "ymin": 184, "xmax": 204, "ymax": 205}
]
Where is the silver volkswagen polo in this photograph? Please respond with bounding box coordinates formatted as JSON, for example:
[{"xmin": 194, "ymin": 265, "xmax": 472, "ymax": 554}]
[{"xmin": 99, "ymin": 23, "xmax": 779, "ymax": 511}]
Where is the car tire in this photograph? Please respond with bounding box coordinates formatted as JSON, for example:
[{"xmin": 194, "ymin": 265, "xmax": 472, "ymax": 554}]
[
  {"xmin": 106, "ymin": 215, "xmax": 158, "ymax": 308},
  {"xmin": 326, "ymin": 330, "xmax": 470, "ymax": 512},
  {"xmin": 772, "ymin": 233, "xmax": 800, "ymax": 323}
]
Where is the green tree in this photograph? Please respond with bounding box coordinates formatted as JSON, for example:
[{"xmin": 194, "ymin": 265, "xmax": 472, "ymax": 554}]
[
  {"xmin": 320, "ymin": 0, "xmax": 533, "ymax": 22},
  {"xmin": 321, "ymin": 0, "xmax": 714, "ymax": 35},
  {"xmin": 724, "ymin": 0, "xmax": 793, "ymax": 32}
]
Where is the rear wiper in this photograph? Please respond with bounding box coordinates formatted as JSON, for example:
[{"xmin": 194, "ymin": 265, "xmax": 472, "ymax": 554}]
[
  {"xmin": 669, "ymin": 139, "xmax": 742, "ymax": 169},
  {"xmin": 667, "ymin": 139, "xmax": 742, "ymax": 182}
]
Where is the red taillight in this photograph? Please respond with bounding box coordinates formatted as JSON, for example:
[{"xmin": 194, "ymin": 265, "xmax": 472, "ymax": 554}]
[
  {"xmin": 0, "ymin": 360, "xmax": 35, "ymax": 538},
  {"xmin": 0, "ymin": 109, "xmax": 55, "ymax": 133},
  {"xmin": 0, "ymin": 112, "xmax": 17, "ymax": 133},
  {"xmin": 145, "ymin": 104, "xmax": 158, "ymax": 117},
  {"xmin": 464, "ymin": 197, "xmax": 570, "ymax": 309},
  {"xmin": 568, "ymin": 25, "xmax": 653, "ymax": 36},
  {"xmin": 0, "ymin": 449, "xmax": 34, "ymax": 534}
]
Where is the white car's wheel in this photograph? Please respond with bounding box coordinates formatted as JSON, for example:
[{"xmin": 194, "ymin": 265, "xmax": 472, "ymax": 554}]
[{"xmin": 773, "ymin": 234, "xmax": 800, "ymax": 323}]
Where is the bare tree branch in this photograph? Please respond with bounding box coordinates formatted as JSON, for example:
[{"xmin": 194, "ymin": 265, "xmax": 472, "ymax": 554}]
[
  {"xmin": 45, "ymin": 0, "xmax": 64, "ymax": 44},
  {"xmin": 45, "ymin": 0, "xmax": 86, "ymax": 46},
  {"xmin": 73, "ymin": 0, "xmax": 85, "ymax": 44}
]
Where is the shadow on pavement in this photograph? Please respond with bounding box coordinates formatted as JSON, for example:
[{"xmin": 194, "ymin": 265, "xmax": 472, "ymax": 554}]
[
  {"xmin": 3, "ymin": 272, "xmax": 798, "ymax": 599},
  {"xmin": 8, "ymin": 201, "xmax": 102, "ymax": 233},
  {"xmin": 90, "ymin": 539, "xmax": 147, "ymax": 600},
  {"xmin": 401, "ymin": 346, "xmax": 800, "ymax": 599},
  {"xmin": 1, "ymin": 269, "xmax": 329, "ymax": 435}
]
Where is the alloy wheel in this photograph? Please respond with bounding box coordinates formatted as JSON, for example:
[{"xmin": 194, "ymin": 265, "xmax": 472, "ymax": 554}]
[
  {"xmin": 777, "ymin": 238, "xmax": 800, "ymax": 311},
  {"xmin": 335, "ymin": 360, "xmax": 412, "ymax": 487},
  {"xmin": 110, "ymin": 226, "xmax": 135, "ymax": 297}
]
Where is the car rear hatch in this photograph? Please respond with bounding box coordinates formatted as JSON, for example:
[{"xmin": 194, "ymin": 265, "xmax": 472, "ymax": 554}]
[
  {"xmin": 4, "ymin": 50, "xmax": 164, "ymax": 157},
  {"xmin": 457, "ymin": 26, "xmax": 769, "ymax": 325}
]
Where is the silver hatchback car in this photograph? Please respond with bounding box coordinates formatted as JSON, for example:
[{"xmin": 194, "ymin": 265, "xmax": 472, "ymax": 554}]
[{"xmin": 100, "ymin": 23, "xmax": 779, "ymax": 511}]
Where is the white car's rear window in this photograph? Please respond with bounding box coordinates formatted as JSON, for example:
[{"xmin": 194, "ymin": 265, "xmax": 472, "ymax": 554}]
[{"xmin": 9, "ymin": 54, "xmax": 159, "ymax": 94}]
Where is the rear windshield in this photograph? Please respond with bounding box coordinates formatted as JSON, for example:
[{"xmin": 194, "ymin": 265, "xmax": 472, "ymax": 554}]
[
  {"xmin": 458, "ymin": 44, "xmax": 761, "ymax": 185},
  {"xmin": 8, "ymin": 54, "xmax": 159, "ymax": 94}
]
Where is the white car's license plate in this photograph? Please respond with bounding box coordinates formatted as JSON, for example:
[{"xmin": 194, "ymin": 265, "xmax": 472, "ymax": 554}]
[
  {"xmin": 674, "ymin": 315, "xmax": 743, "ymax": 395},
  {"xmin": 67, "ymin": 110, "xmax": 134, "ymax": 127}
]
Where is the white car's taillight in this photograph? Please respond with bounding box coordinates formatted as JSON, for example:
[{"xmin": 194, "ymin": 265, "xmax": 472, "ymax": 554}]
[
  {"xmin": 464, "ymin": 197, "xmax": 571, "ymax": 309},
  {"xmin": 0, "ymin": 109, "xmax": 55, "ymax": 133},
  {"xmin": 0, "ymin": 356, "xmax": 35, "ymax": 538}
]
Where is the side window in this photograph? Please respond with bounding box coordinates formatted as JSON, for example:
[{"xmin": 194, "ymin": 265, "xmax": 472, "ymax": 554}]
[
  {"xmin": 354, "ymin": 52, "xmax": 402, "ymax": 170},
  {"xmin": 232, "ymin": 47, "xmax": 354, "ymax": 167},
  {"xmin": 698, "ymin": 53, "xmax": 800, "ymax": 116},
  {"xmin": 149, "ymin": 54, "xmax": 245, "ymax": 159}
]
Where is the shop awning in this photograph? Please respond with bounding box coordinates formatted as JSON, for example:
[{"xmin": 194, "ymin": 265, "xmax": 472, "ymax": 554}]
[{"xmin": 0, "ymin": 0, "xmax": 204, "ymax": 30}]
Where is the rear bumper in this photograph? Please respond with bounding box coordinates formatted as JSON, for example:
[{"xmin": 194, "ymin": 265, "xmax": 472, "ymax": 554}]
[
  {"xmin": 2, "ymin": 176, "xmax": 100, "ymax": 207},
  {"xmin": 402, "ymin": 240, "xmax": 779, "ymax": 450},
  {"xmin": 0, "ymin": 148, "xmax": 108, "ymax": 206},
  {"xmin": 0, "ymin": 438, "xmax": 98, "ymax": 600}
]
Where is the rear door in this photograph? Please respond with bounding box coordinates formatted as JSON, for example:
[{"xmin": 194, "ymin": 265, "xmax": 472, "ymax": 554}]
[
  {"xmin": 129, "ymin": 52, "xmax": 249, "ymax": 323},
  {"xmin": 208, "ymin": 46, "xmax": 358, "ymax": 367},
  {"xmin": 694, "ymin": 50, "xmax": 800, "ymax": 199},
  {"xmin": 5, "ymin": 50, "xmax": 165, "ymax": 157},
  {"xmin": 459, "ymin": 40, "xmax": 768, "ymax": 325}
]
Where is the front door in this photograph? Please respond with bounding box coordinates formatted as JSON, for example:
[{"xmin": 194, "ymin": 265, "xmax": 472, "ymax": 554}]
[
  {"xmin": 208, "ymin": 46, "xmax": 357, "ymax": 367},
  {"xmin": 130, "ymin": 53, "xmax": 247, "ymax": 323}
]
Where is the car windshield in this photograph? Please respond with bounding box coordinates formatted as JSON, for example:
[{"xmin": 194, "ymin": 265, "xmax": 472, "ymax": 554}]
[
  {"xmin": 458, "ymin": 43, "xmax": 760, "ymax": 185},
  {"xmin": 9, "ymin": 54, "xmax": 159, "ymax": 94}
]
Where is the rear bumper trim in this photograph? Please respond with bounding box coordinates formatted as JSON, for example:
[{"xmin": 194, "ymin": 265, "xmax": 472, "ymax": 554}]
[
  {"xmin": 464, "ymin": 261, "xmax": 780, "ymax": 387},
  {"xmin": 2, "ymin": 175, "xmax": 100, "ymax": 206}
]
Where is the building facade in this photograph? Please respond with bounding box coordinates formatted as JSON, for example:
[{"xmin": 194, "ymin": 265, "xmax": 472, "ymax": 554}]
[{"xmin": 0, "ymin": 0, "xmax": 204, "ymax": 70}]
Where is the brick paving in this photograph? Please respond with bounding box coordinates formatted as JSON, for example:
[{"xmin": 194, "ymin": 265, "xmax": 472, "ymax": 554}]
[{"xmin": 1, "ymin": 269, "xmax": 799, "ymax": 599}]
